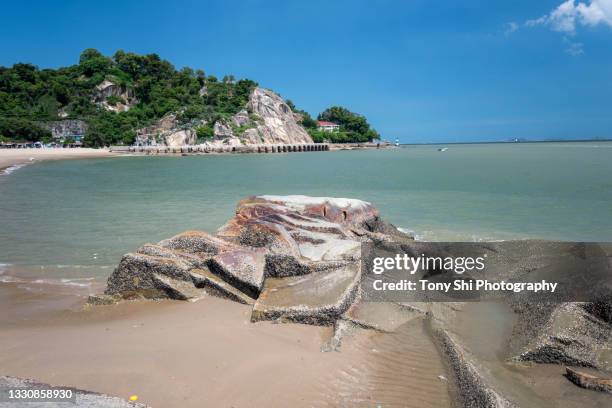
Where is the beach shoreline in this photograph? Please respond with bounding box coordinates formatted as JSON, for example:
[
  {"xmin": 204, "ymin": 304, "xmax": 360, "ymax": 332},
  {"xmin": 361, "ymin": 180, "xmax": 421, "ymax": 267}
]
[
  {"xmin": 0, "ymin": 284, "xmax": 451, "ymax": 408},
  {"xmin": 0, "ymin": 144, "xmax": 391, "ymax": 173},
  {"xmin": 0, "ymin": 148, "xmax": 121, "ymax": 174}
]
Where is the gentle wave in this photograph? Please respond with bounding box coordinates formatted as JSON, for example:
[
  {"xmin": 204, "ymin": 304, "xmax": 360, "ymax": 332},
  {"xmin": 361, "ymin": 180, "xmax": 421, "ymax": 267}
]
[
  {"xmin": 1, "ymin": 163, "xmax": 30, "ymax": 176},
  {"xmin": 397, "ymin": 227, "xmax": 424, "ymax": 241},
  {"xmin": 398, "ymin": 226, "xmax": 522, "ymax": 242},
  {"xmin": 32, "ymin": 278, "xmax": 94, "ymax": 288},
  {"xmin": 0, "ymin": 264, "xmax": 25, "ymax": 283},
  {"xmin": 0, "ymin": 276, "xmax": 94, "ymax": 288},
  {"xmin": 37, "ymin": 264, "xmax": 112, "ymax": 270},
  {"xmin": 0, "ymin": 263, "xmax": 97, "ymax": 288},
  {"xmin": 0, "ymin": 275, "xmax": 25, "ymax": 283}
]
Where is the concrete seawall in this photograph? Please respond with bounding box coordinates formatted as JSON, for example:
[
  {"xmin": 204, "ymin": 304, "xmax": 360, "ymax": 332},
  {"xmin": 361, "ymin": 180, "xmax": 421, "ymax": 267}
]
[{"xmin": 111, "ymin": 144, "xmax": 330, "ymax": 155}]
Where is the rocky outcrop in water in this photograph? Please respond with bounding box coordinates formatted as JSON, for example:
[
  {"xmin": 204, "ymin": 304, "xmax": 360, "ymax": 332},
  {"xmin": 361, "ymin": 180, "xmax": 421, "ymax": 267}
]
[{"xmin": 97, "ymin": 195, "xmax": 410, "ymax": 325}]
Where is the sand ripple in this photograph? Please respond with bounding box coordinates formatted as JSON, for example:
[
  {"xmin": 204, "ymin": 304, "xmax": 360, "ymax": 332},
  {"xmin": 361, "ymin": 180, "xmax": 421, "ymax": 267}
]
[{"xmin": 311, "ymin": 319, "xmax": 451, "ymax": 408}]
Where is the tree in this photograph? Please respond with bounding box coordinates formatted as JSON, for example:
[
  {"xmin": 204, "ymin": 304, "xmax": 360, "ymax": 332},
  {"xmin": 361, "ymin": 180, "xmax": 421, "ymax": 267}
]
[
  {"xmin": 52, "ymin": 83, "xmax": 70, "ymax": 106},
  {"xmin": 0, "ymin": 118, "xmax": 51, "ymax": 141},
  {"xmin": 196, "ymin": 69, "xmax": 206, "ymax": 86},
  {"xmin": 12, "ymin": 63, "xmax": 38, "ymax": 83},
  {"xmin": 318, "ymin": 106, "xmax": 380, "ymax": 142},
  {"xmin": 300, "ymin": 112, "xmax": 318, "ymax": 129},
  {"xmin": 196, "ymin": 124, "xmax": 214, "ymax": 141},
  {"xmin": 284, "ymin": 100, "xmax": 317, "ymax": 129},
  {"xmin": 79, "ymin": 48, "xmax": 104, "ymax": 64}
]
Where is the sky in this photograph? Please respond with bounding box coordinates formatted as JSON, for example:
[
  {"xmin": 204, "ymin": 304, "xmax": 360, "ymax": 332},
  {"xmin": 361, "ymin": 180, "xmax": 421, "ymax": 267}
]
[{"xmin": 2, "ymin": 0, "xmax": 612, "ymax": 143}]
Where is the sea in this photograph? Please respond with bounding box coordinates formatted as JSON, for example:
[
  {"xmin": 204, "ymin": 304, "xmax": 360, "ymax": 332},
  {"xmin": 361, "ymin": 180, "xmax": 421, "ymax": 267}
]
[{"xmin": 1, "ymin": 142, "xmax": 611, "ymax": 289}]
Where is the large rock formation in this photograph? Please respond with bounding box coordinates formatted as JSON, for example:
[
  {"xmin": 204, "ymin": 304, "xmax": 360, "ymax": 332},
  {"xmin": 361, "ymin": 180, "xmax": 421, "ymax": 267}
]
[
  {"xmin": 93, "ymin": 79, "xmax": 137, "ymax": 112},
  {"xmin": 164, "ymin": 129, "xmax": 196, "ymax": 146},
  {"xmin": 232, "ymin": 109, "xmax": 250, "ymax": 127},
  {"xmin": 212, "ymin": 120, "xmax": 235, "ymax": 140},
  {"xmin": 136, "ymin": 87, "xmax": 313, "ymax": 147},
  {"xmin": 96, "ymin": 196, "xmax": 408, "ymax": 324},
  {"xmin": 240, "ymin": 87, "xmax": 313, "ymax": 145},
  {"xmin": 135, "ymin": 112, "xmax": 198, "ymax": 147}
]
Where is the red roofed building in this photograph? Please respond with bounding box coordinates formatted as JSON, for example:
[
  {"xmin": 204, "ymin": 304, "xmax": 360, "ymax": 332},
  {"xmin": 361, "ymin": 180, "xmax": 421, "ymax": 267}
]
[{"xmin": 317, "ymin": 121, "xmax": 340, "ymax": 132}]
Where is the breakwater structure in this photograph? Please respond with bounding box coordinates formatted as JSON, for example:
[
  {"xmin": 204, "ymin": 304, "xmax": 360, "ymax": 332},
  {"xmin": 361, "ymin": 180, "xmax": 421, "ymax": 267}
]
[{"xmin": 110, "ymin": 143, "xmax": 330, "ymax": 155}]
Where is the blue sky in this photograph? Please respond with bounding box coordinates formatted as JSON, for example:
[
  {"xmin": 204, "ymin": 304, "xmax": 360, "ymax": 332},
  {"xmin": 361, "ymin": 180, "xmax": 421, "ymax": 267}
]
[{"xmin": 2, "ymin": 0, "xmax": 612, "ymax": 143}]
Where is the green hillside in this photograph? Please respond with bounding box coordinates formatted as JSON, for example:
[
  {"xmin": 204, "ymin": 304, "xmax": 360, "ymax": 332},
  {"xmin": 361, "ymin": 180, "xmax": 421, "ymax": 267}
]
[{"xmin": 0, "ymin": 49, "xmax": 379, "ymax": 146}]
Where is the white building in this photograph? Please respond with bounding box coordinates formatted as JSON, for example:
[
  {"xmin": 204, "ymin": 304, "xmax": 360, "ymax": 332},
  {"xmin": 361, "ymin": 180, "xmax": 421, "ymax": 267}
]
[{"xmin": 317, "ymin": 121, "xmax": 340, "ymax": 132}]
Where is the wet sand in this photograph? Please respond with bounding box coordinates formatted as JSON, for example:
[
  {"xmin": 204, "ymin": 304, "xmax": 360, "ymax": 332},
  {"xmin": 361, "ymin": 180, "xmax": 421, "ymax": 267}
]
[
  {"xmin": 0, "ymin": 286, "xmax": 452, "ymax": 407},
  {"xmin": 1, "ymin": 286, "xmax": 608, "ymax": 407},
  {"xmin": 0, "ymin": 148, "xmax": 119, "ymax": 173},
  {"xmin": 441, "ymin": 302, "xmax": 612, "ymax": 408},
  {"xmin": 313, "ymin": 319, "xmax": 451, "ymax": 407}
]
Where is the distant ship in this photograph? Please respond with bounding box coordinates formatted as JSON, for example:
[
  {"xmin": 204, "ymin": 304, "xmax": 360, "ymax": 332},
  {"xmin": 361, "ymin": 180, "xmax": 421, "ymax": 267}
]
[
  {"xmin": 394, "ymin": 138, "xmax": 400, "ymax": 147},
  {"xmin": 438, "ymin": 147, "xmax": 448, "ymax": 152}
]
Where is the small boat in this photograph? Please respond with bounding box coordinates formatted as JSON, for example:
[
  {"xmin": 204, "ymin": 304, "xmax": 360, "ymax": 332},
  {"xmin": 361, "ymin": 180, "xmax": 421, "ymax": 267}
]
[
  {"xmin": 438, "ymin": 147, "xmax": 448, "ymax": 152},
  {"xmin": 394, "ymin": 138, "xmax": 400, "ymax": 147}
]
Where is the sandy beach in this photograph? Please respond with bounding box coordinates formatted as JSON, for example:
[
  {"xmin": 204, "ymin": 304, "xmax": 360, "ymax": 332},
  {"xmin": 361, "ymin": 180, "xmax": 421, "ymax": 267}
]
[
  {"xmin": 0, "ymin": 148, "xmax": 119, "ymax": 173},
  {"xmin": 0, "ymin": 284, "xmax": 450, "ymax": 408}
]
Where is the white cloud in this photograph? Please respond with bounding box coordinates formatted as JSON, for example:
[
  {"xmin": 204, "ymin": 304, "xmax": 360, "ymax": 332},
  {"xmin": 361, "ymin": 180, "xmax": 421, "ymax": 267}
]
[
  {"xmin": 505, "ymin": 21, "xmax": 519, "ymax": 36},
  {"xmin": 527, "ymin": 0, "xmax": 612, "ymax": 34}
]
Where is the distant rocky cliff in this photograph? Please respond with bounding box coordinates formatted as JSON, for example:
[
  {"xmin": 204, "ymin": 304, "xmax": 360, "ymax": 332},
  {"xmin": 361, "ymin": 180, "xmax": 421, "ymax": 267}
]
[
  {"xmin": 135, "ymin": 112, "xmax": 200, "ymax": 147},
  {"xmin": 93, "ymin": 79, "xmax": 137, "ymax": 112},
  {"xmin": 238, "ymin": 87, "xmax": 312, "ymax": 144},
  {"xmin": 136, "ymin": 87, "xmax": 313, "ymax": 147}
]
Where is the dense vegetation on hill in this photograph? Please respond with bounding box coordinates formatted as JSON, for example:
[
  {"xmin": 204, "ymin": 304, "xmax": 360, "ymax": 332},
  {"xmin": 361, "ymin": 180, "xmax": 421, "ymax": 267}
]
[
  {"xmin": 285, "ymin": 102, "xmax": 379, "ymax": 143},
  {"xmin": 0, "ymin": 49, "xmax": 379, "ymax": 146},
  {"xmin": 0, "ymin": 49, "xmax": 257, "ymax": 146},
  {"xmin": 316, "ymin": 107, "xmax": 380, "ymax": 143}
]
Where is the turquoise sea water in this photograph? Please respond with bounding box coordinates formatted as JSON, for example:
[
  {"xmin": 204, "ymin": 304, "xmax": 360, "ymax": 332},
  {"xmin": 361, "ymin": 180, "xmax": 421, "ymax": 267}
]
[{"xmin": 1, "ymin": 142, "xmax": 611, "ymax": 284}]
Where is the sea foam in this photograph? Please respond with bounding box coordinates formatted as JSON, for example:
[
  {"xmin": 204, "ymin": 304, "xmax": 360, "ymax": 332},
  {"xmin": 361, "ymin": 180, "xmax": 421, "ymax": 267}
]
[{"xmin": 1, "ymin": 163, "xmax": 29, "ymax": 176}]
